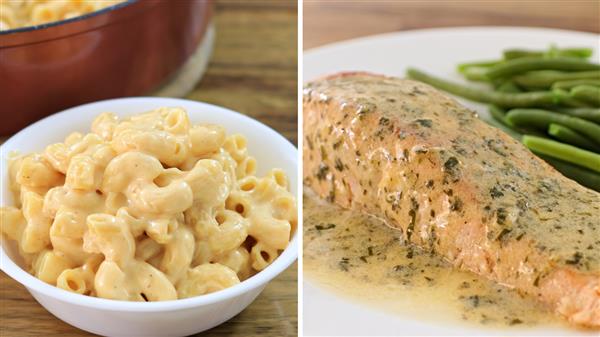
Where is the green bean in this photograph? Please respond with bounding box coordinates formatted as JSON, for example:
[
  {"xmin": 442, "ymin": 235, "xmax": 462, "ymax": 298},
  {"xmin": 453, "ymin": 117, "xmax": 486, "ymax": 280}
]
[
  {"xmin": 482, "ymin": 115, "xmax": 523, "ymax": 140},
  {"xmin": 505, "ymin": 108, "xmax": 600, "ymax": 143},
  {"xmin": 489, "ymin": 105, "xmax": 509, "ymax": 125},
  {"xmin": 522, "ymin": 135, "xmax": 600, "ymax": 173},
  {"xmin": 545, "ymin": 47, "xmax": 594, "ymax": 59},
  {"xmin": 552, "ymin": 89, "xmax": 592, "ymax": 108},
  {"xmin": 552, "ymin": 79, "xmax": 600, "ymax": 90},
  {"xmin": 548, "ymin": 123, "xmax": 600, "ymax": 151},
  {"xmin": 570, "ymin": 85, "xmax": 600, "ymax": 106},
  {"xmin": 482, "ymin": 105, "xmax": 524, "ymax": 140},
  {"xmin": 485, "ymin": 57, "xmax": 600, "ymax": 79},
  {"xmin": 461, "ymin": 67, "xmax": 490, "ymax": 82},
  {"xmin": 407, "ymin": 68, "xmax": 557, "ymax": 108},
  {"xmin": 534, "ymin": 152, "xmax": 600, "ymax": 192},
  {"xmin": 553, "ymin": 107, "xmax": 600, "ymax": 123},
  {"xmin": 457, "ymin": 60, "xmax": 501, "ymax": 72},
  {"xmin": 503, "ymin": 47, "xmax": 593, "ymax": 60},
  {"xmin": 496, "ymin": 81, "xmax": 523, "ymax": 93},
  {"xmin": 513, "ymin": 70, "xmax": 600, "ymax": 89}
]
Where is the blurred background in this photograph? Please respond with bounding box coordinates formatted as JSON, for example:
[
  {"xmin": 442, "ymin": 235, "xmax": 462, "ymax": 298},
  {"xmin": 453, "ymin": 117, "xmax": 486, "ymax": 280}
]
[
  {"xmin": 304, "ymin": 0, "xmax": 600, "ymax": 49},
  {"xmin": 0, "ymin": 1, "xmax": 297, "ymax": 336}
]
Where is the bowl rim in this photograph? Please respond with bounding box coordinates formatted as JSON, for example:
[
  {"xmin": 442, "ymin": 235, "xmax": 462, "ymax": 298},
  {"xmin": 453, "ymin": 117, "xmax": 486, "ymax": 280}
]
[
  {"xmin": 0, "ymin": 0, "xmax": 137, "ymax": 35},
  {"xmin": 0, "ymin": 97, "xmax": 298, "ymax": 312}
]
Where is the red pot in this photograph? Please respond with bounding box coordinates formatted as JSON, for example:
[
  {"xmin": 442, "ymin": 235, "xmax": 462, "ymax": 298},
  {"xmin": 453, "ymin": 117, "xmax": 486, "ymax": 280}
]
[{"xmin": 0, "ymin": 0, "xmax": 213, "ymax": 135}]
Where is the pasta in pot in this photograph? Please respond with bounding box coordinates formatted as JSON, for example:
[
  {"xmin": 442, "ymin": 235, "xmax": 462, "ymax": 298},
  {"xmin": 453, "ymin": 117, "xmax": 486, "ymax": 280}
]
[
  {"xmin": 0, "ymin": 107, "xmax": 297, "ymax": 301},
  {"xmin": 0, "ymin": 0, "xmax": 126, "ymax": 31}
]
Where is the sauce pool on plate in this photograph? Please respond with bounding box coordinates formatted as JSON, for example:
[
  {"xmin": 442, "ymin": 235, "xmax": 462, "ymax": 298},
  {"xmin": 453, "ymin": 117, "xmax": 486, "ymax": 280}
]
[{"xmin": 303, "ymin": 191, "xmax": 566, "ymax": 329}]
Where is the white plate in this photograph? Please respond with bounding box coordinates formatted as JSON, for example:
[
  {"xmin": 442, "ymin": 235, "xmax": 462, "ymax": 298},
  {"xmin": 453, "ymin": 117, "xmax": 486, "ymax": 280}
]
[
  {"xmin": 0, "ymin": 97, "xmax": 298, "ymax": 337},
  {"xmin": 303, "ymin": 27, "xmax": 599, "ymax": 336}
]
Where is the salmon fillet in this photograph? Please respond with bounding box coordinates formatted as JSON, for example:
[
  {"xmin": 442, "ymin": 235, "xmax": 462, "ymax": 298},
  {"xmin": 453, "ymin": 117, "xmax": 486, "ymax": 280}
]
[{"xmin": 303, "ymin": 72, "xmax": 600, "ymax": 327}]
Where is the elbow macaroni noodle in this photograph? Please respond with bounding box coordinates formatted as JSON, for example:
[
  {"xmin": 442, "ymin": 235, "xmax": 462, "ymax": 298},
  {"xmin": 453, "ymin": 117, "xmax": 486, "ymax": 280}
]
[
  {"xmin": 1, "ymin": 107, "xmax": 296, "ymax": 301},
  {"xmin": 0, "ymin": 0, "xmax": 125, "ymax": 31}
]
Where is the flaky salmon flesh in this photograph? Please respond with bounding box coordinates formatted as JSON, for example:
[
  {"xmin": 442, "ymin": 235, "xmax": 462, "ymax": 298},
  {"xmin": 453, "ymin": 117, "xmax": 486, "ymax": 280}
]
[{"xmin": 303, "ymin": 72, "xmax": 600, "ymax": 327}]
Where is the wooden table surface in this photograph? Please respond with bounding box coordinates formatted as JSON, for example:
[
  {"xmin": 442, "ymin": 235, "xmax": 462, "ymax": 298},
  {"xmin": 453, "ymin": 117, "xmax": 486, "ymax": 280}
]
[
  {"xmin": 304, "ymin": 0, "xmax": 600, "ymax": 49},
  {"xmin": 0, "ymin": 1, "xmax": 298, "ymax": 336}
]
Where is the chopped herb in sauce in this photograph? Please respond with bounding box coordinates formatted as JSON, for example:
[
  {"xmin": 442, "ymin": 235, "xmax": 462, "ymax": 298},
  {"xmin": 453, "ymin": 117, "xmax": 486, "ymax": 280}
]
[
  {"xmin": 450, "ymin": 197, "xmax": 463, "ymax": 212},
  {"xmin": 306, "ymin": 136, "xmax": 314, "ymax": 150},
  {"xmin": 496, "ymin": 228, "xmax": 512, "ymax": 243},
  {"xmin": 444, "ymin": 157, "xmax": 459, "ymax": 170},
  {"xmin": 406, "ymin": 246, "xmax": 414, "ymax": 259},
  {"xmin": 509, "ymin": 318, "xmax": 523, "ymax": 325},
  {"xmin": 496, "ymin": 208, "xmax": 508, "ymax": 225},
  {"xmin": 356, "ymin": 102, "xmax": 376, "ymax": 119},
  {"xmin": 443, "ymin": 156, "xmax": 461, "ymax": 183},
  {"xmin": 414, "ymin": 119, "xmax": 433, "ymax": 127},
  {"xmin": 339, "ymin": 257, "xmax": 350, "ymax": 271},
  {"xmin": 319, "ymin": 144, "xmax": 327, "ymax": 160},
  {"xmin": 334, "ymin": 158, "xmax": 344, "ymax": 171},
  {"xmin": 406, "ymin": 197, "xmax": 419, "ymax": 242},
  {"xmin": 489, "ymin": 186, "xmax": 504, "ymax": 199},
  {"xmin": 332, "ymin": 139, "xmax": 343, "ymax": 149},
  {"xmin": 466, "ymin": 295, "xmax": 480, "ymax": 308},
  {"xmin": 327, "ymin": 187, "xmax": 336, "ymax": 203},
  {"xmin": 565, "ymin": 252, "xmax": 583, "ymax": 265},
  {"xmin": 316, "ymin": 163, "xmax": 329, "ymax": 180},
  {"xmin": 315, "ymin": 223, "xmax": 336, "ymax": 231}
]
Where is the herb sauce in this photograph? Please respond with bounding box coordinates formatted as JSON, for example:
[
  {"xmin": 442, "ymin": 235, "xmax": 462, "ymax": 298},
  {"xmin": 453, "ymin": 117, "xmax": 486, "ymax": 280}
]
[{"xmin": 303, "ymin": 192, "xmax": 564, "ymax": 329}]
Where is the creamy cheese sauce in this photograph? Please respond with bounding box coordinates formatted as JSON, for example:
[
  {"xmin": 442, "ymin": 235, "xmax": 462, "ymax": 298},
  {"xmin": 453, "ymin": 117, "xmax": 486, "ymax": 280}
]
[{"xmin": 303, "ymin": 191, "xmax": 568, "ymax": 329}]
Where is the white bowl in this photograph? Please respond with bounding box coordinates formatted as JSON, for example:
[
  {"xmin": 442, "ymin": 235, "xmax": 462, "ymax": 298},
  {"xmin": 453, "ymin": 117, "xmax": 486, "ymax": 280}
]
[{"xmin": 0, "ymin": 97, "xmax": 298, "ymax": 337}]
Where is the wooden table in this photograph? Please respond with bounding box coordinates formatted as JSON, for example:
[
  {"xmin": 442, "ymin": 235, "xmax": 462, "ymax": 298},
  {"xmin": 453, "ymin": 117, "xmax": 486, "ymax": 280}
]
[
  {"xmin": 304, "ymin": 0, "xmax": 600, "ymax": 49},
  {"xmin": 0, "ymin": 1, "xmax": 298, "ymax": 336},
  {"xmin": 191, "ymin": 0, "xmax": 298, "ymax": 145}
]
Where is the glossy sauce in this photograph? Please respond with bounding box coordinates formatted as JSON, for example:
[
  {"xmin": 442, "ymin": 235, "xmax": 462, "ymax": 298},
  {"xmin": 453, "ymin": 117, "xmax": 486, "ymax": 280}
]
[{"xmin": 303, "ymin": 191, "xmax": 565, "ymax": 329}]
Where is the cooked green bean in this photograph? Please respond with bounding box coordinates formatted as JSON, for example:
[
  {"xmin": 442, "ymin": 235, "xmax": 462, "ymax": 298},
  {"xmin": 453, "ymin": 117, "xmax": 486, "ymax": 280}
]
[
  {"xmin": 548, "ymin": 123, "xmax": 600, "ymax": 151},
  {"xmin": 503, "ymin": 47, "xmax": 593, "ymax": 60},
  {"xmin": 545, "ymin": 47, "xmax": 593, "ymax": 59},
  {"xmin": 552, "ymin": 79, "xmax": 600, "ymax": 90},
  {"xmin": 522, "ymin": 135, "xmax": 600, "ymax": 173},
  {"xmin": 457, "ymin": 60, "xmax": 501, "ymax": 72},
  {"xmin": 570, "ymin": 85, "xmax": 600, "ymax": 106},
  {"xmin": 461, "ymin": 67, "xmax": 490, "ymax": 82},
  {"xmin": 485, "ymin": 105, "xmax": 536, "ymax": 139},
  {"xmin": 506, "ymin": 108, "xmax": 600, "ymax": 143},
  {"xmin": 534, "ymin": 153, "xmax": 600, "ymax": 191},
  {"xmin": 553, "ymin": 107, "xmax": 600, "ymax": 123},
  {"xmin": 485, "ymin": 57, "xmax": 600, "ymax": 79},
  {"xmin": 513, "ymin": 70, "xmax": 600, "ymax": 89},
  {"xmin": 496, "ymin": 81, "xmax": 523, "ymax": 93},
  {"xmin": 406, "ymin": 68, "xmax": 557, "ymax": 108},
  {"xmin": 483, "ymin": 115, "xmax": 523, "ymax": 140},
  {"xmin": 489, "ymin": 105, "xmax": 509, "ymax": 125},
  {"xmin": 552, "ymin": 89, "xmax": 592, "ymax": 108}
]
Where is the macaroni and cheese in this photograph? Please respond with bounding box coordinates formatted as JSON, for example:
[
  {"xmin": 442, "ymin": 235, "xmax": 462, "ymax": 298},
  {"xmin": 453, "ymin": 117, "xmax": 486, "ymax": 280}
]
[
  {"xmin": 0, "ymin": 107, "xmax": 297, "ymax": 301},
  {"xmin": 0, "ymin": 0, "xmax": 125, "ymax": 31}
]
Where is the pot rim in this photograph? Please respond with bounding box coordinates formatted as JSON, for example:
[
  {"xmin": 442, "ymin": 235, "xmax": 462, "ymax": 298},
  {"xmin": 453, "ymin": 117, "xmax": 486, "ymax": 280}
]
[{"xmin": 0, "ymin": 0, "xmax": 137, "ymax": 35}]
